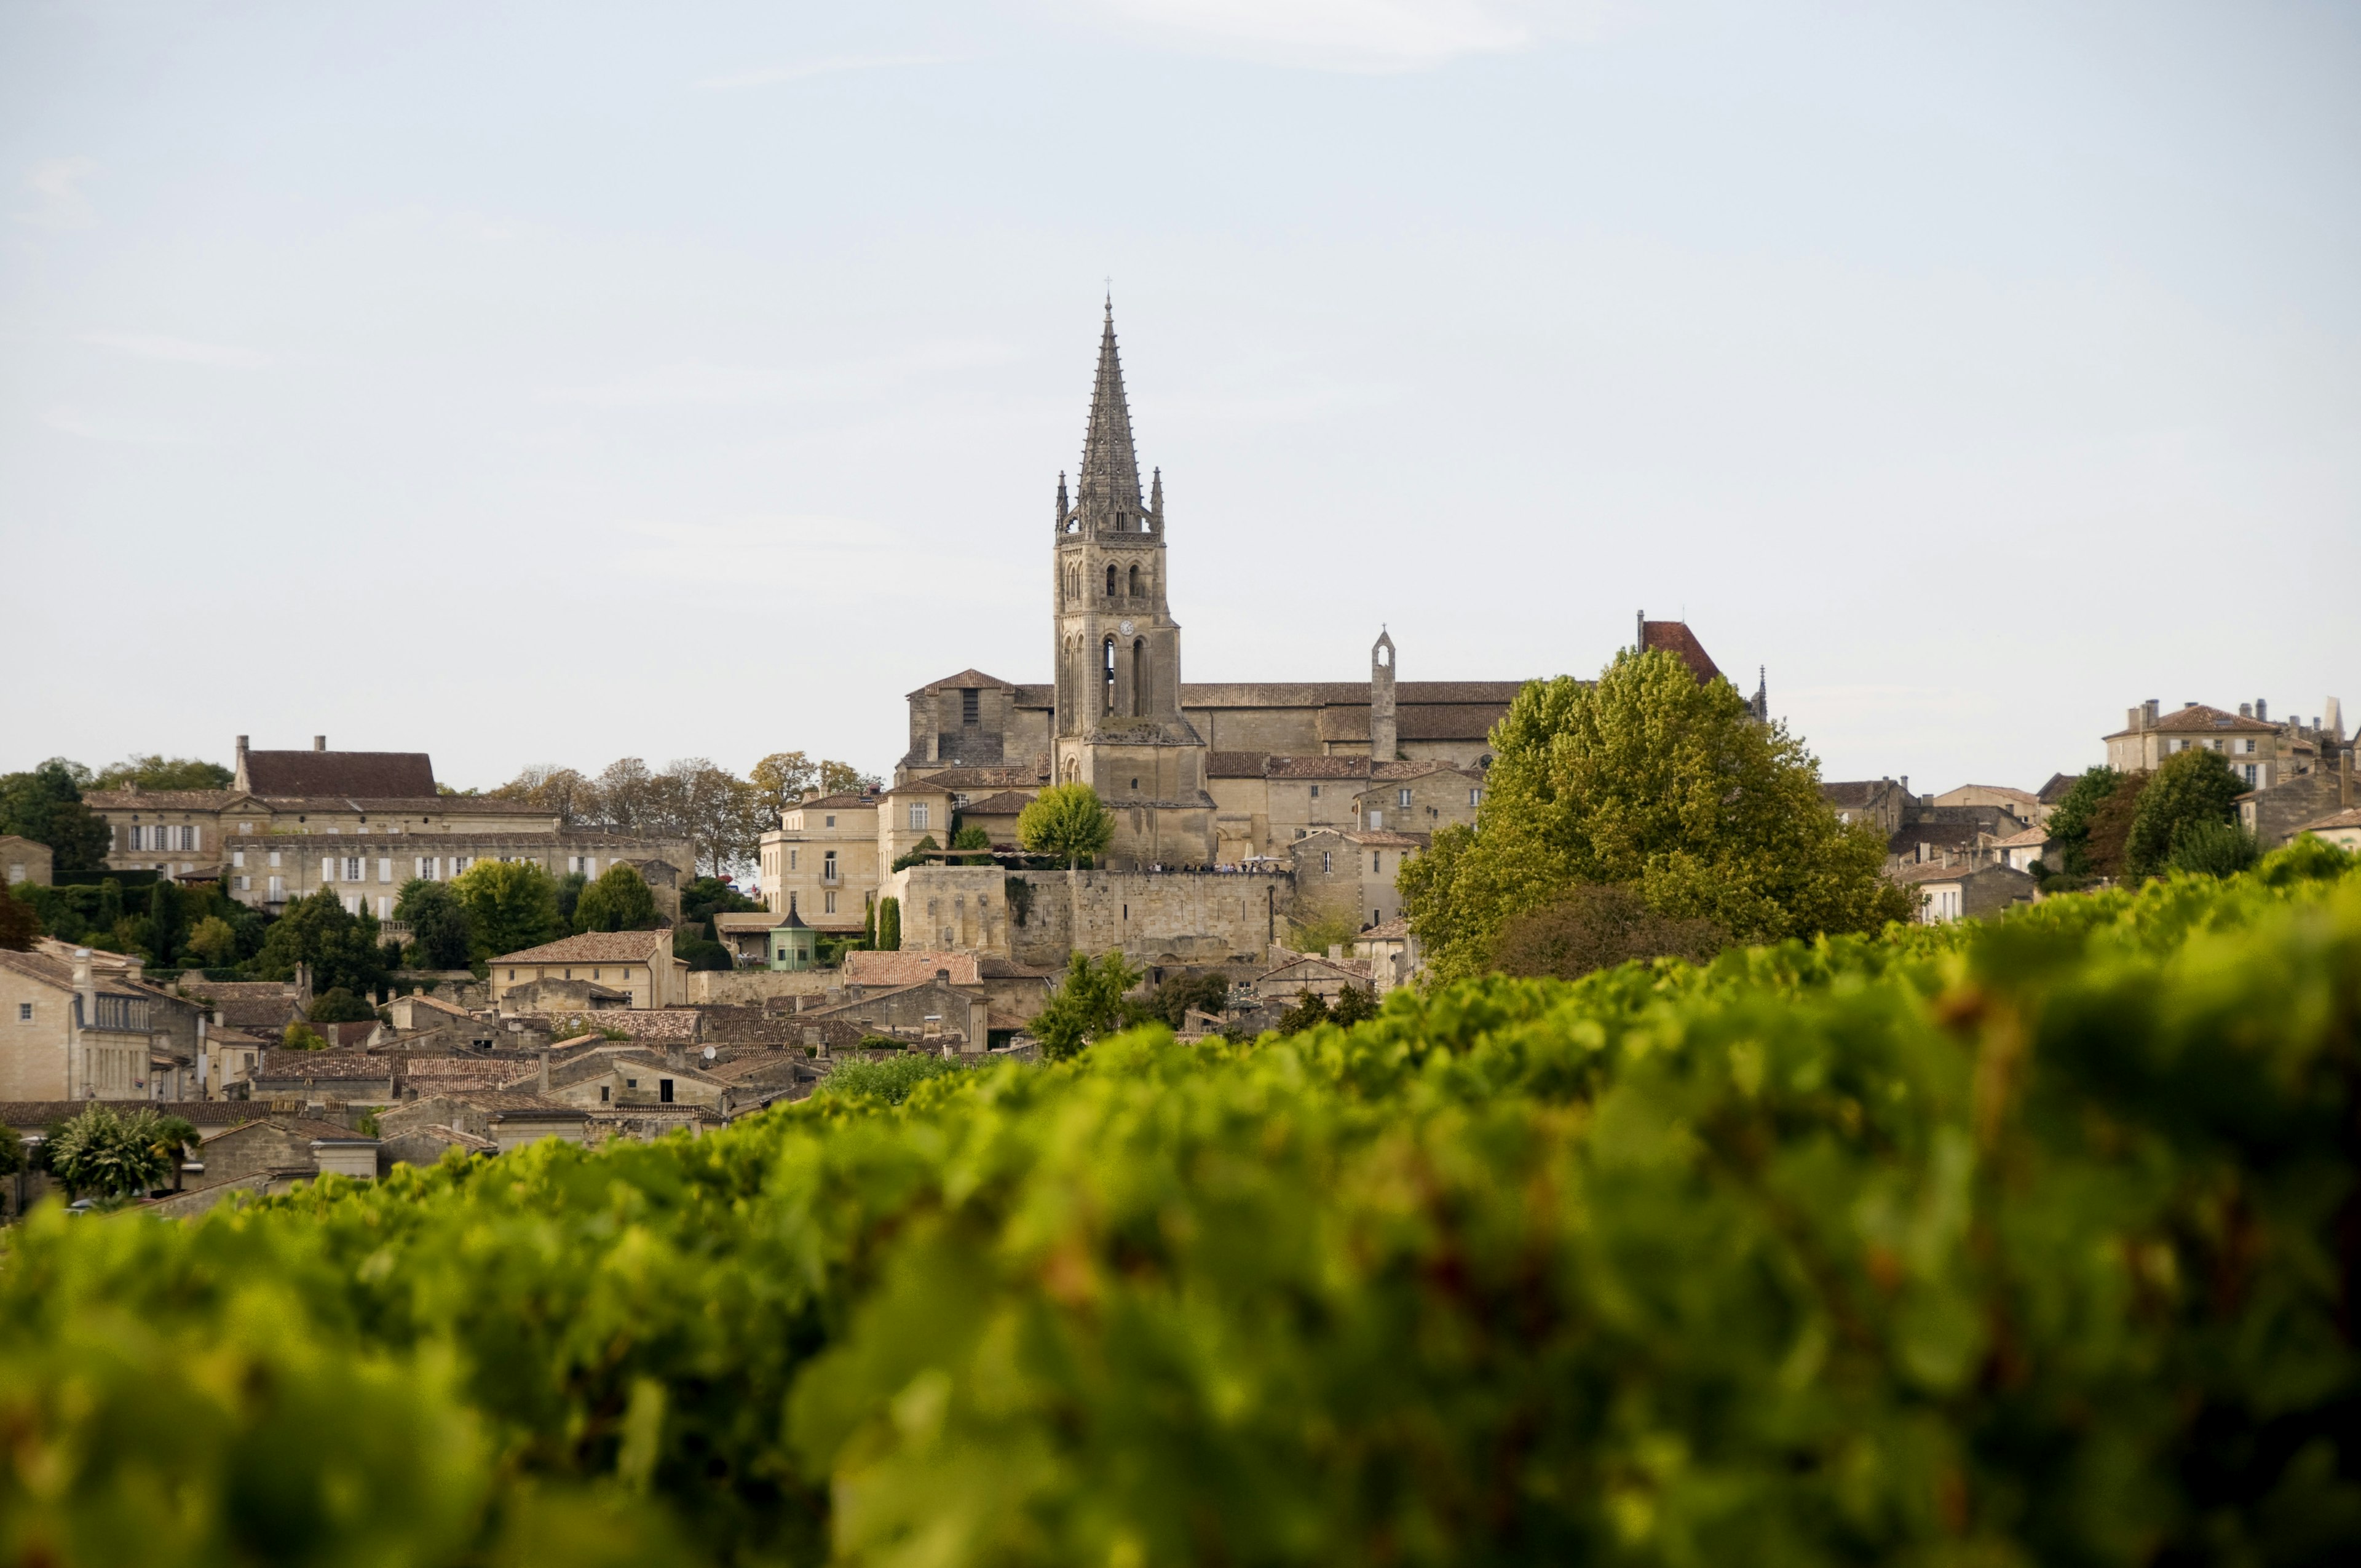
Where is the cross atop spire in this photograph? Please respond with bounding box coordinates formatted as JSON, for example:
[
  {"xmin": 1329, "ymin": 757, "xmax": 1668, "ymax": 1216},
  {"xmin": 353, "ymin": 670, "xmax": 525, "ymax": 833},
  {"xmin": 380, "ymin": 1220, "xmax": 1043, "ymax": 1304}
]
[{"xmin": 1077, "ymin": 299, "xmax": 1142, "ymax": 529}]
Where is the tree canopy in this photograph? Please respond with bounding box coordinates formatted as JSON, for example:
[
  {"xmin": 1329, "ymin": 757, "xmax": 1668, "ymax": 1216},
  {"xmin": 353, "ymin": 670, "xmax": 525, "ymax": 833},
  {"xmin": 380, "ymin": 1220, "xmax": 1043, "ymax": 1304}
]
[
  {"xmin": 574, "ymin": 862, "xmax": 662, "ymax": 932},
  {"xmin": 1017, "ymin": 783, "xmax": 1116, "ymax": 868},
  {"xmin": 253, "ymin": 888, "xmax": 389, "ymax": 997},
  {"xmin": 2126, "ymin": 748, "xmax": 2246, "ymax": 877},
  {"xmin": 1400, "ymin": 649, "xmax": 1907, "ymax": 981},
  {"xmin": 449, "ymin": 860, "xmax": 563, "ymax": 961},
  {"xmin": 91, "ymin": 755, "xmax": 234, "ymax": 792},
  {"xmin": 1032, "ymin": 951, "xmax": 1140, "ymax": 1059},
  {"xmin": 393, "ymin": 879, "xmax": 473, "ymax": 968},
  {"xmin": 2041, "ymin": 767, "xmax": 2120, "ymax": 876},
  {"xmin": 0, "ymin": 759, "xmax": 109, "ymax": 871}
]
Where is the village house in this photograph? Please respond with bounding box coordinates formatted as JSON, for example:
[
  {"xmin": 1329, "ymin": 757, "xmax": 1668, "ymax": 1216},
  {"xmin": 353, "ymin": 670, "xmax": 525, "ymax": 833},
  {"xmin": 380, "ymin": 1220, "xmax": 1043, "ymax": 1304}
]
[
  {"xmin": 0, "ymin": 944, "xmax": 207, "ymax": 1101},
  {"xmin": 1820, "ymin": 779, "xmax": 1911, "ymax": 837},
  {"xmin": 1894, "ymin": 861, "xmax": 2036, "ymax": 924},
  {"xmin": 1351, "ymin": 919, "xmax": 1423, "ymax": 996},
  {"xmin": 1, "ymin": 835, "xmax": 52, "ymax": 888},
  {"xmin": 2291, "ymin": 807, "xmax": 2361, "ymax": 852},
  {"xmin": 485, "ymin": 929, "xmax": 688, "ymax": 1010},
  {"xmin": 2239, "ymin": 750, "xmax": 2355, "ymax": 849},
  {"xmin": 759, "ymin": 791, "xmax": 879, "ymax": 935},
  {"xmin": 2103, "ymin": 702, "xmax": 2290, "ymax": 790}
]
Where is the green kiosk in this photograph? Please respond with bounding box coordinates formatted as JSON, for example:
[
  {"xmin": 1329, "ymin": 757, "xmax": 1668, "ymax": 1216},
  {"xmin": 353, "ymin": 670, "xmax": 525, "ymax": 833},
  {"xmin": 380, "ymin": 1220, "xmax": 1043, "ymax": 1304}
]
[{"xmin": 767, "ymin": 895, "xmax": 818, "ymax": 972}]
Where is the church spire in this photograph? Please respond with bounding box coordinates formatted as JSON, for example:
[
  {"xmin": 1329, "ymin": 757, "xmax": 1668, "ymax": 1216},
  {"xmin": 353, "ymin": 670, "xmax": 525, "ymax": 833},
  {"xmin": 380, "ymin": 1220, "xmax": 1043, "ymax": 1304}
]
[{"xmin": 1077, "ymin": 298, "xmax": 1142, "ymax": 529}]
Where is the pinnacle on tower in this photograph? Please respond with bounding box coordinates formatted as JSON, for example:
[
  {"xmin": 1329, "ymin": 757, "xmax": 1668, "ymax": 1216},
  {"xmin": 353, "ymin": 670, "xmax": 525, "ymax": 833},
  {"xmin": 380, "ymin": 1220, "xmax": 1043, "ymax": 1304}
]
[
  {"xmin": 1055, "ymin": 470, "xmax": 1069, "ymax": 529},
  {"xmin": 1077, "ymin": 300, "xmax": 1142, "ymax": 528},
  {"xmin": 1149, "ymin": 465, "xmax": 1162, "ymax": 520}
]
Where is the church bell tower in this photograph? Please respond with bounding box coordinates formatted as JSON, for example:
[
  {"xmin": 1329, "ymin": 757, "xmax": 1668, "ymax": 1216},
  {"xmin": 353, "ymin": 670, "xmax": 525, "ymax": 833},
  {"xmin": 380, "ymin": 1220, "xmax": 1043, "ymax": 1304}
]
[{"xmin": 1050, "ymin": 300, "xmax": 1214, "ymax": 866}]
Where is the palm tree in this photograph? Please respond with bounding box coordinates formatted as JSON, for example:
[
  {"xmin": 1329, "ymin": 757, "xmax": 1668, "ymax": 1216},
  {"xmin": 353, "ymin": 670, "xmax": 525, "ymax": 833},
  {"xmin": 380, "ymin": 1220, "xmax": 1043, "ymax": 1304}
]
[{"xmin": 45, "ymin": 1105, "xmax": 175, "ymax": 1201}]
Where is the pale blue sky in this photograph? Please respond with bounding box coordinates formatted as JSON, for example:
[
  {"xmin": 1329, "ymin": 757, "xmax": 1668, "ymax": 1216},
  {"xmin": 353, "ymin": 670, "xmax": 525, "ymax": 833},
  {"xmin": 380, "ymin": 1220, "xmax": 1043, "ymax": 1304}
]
[{"xmin": 4, "ymin": 1, "xmax": 2355, "ymax": 792}]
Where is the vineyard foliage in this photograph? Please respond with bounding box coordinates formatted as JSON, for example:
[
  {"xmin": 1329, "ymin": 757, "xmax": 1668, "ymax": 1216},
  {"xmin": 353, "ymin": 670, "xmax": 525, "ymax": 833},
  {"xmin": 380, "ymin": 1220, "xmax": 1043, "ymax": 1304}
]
[{"xmin": 4, "ymin": 844, "xmax": 2360, "ymax": 1566}]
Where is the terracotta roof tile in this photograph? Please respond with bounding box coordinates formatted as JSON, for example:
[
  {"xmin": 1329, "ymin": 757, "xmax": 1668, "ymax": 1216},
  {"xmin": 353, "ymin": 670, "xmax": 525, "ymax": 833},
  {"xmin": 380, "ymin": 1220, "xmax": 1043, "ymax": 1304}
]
[
  {"xmin": 843, "ymin": 950, "xmax": 982, "ymax": 987},
  {"xmin": 1640, "ymin": 620, "xmax": 1723, "ymax": 683},
  {"xmin": 788, "ymin": 793, "xmax": 874, "ymax": 811},
  {"xmin": 491, "ymin": 931, "xmax": 672, "ymax": 965},
  {"xmin": 241, "ymin": 749, "xmax": 437, "ymax": 796},
  {"xmin": 1207, "ymin": 751, "xmax": 1271, "ymax": 778},
  {"xmin": 959, "ymin": 791, "xmax": 1036, "ymax": 815},
  {"xmin": 2296, "ymin": 807, "xmax": 2361, "ymax": 831},
  {"xmin": 1265, "ymin": 756, "xmax": 1372, "ymax": 780}
]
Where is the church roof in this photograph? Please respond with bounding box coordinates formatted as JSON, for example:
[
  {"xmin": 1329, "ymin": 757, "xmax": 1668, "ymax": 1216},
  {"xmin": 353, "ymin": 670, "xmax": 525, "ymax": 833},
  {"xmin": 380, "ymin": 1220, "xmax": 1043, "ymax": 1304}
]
[
  {"xmin": 904, "ymin": 669, "xmax": 1017, "ymax": 697},
  {"xmin": 1639, "ymin": 621, "xmax": 1722, "ymax": 684}
]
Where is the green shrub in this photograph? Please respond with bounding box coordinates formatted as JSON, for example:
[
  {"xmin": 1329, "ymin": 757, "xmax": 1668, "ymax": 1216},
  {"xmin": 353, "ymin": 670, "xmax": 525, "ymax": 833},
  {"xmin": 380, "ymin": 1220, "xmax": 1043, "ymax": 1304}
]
[
  {"xmin": 813, "ymin": 1053, "xmax": 959, "ymax": 1106},
  {"xmin": 0, "ymin": 844, "xmax": 2355, "ymax": 1566}
]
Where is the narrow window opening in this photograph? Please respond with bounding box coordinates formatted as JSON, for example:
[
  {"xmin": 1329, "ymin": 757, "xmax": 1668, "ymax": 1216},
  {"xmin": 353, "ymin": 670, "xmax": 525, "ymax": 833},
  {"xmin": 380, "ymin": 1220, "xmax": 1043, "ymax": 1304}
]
[
  {"xmin": 1105, "ymin": 564, "xmax": 1118, "ymax": 596},
  {"xmin": 1102, "ymin": 637, "xmax": 1117, "ymax": 713}
]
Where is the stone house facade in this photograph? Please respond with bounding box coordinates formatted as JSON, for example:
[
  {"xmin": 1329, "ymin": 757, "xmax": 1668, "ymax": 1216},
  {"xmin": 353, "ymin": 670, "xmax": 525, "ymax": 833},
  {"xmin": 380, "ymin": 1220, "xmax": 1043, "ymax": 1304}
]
[
  {"xmin": 1290, "ymin": 829, "xmax": 1426, "ymax": 933},
  {"xmin": 2, "ymin": 835, "xmax": 52, "ymax": 887},
  {"xmin": 2103, "ymin": 702, "xmax": 2288, "ymax": 790},
  {"xmin": 486, "ymin": 930, "xmax": 687, "ymax": 1010},
  {"xmin": 0, "ymin": 946, "xmax": 205, "ymax": 1102},
  {"xmin": 2239, "ymin": 750, "xmax": 2355, "ymax": 848},
  {"xmin": 1820, "ymin": 779, "xmax": 1911, "ymax": 837},
  {"xmin": 1894, "ymin": 861, "xmax": 2036, "ymax": 924},
  {"xmin": 759, "ymin": 792, "xmax": 879, "ymax": 933}
]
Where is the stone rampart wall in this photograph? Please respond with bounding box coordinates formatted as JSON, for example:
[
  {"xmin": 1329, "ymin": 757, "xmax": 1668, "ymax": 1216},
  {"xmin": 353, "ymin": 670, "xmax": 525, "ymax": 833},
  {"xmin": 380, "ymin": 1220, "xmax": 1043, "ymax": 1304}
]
[{"xmin": 1008, "ymin": 869, "xmax": 1291, "ymax": 967}]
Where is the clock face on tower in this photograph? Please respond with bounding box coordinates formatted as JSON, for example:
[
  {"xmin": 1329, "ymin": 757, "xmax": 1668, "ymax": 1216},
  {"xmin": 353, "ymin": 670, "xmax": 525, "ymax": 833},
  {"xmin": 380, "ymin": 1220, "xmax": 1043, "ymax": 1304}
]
[{"xmin": 1118, "ymin": 619, "xmax": 1136, "ymax": 636}]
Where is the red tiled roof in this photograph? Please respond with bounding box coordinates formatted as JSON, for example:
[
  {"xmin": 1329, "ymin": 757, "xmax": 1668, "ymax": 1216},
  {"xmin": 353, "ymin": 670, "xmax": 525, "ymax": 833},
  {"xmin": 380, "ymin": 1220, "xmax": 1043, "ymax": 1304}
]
[
  {"xmin": 2105, "ymin": 703, "xmax": 2280, "ymax": 739},
  {"xmin": 842, "ymin": 950, "xmax": 983, "ymax": 987},
  {"xmin": 242, "ymin": 749, "xmax": 436, "ymax": 796},
  {"xmin": 1265, "ymin": 756, "xmax": 1371, "ymax": 780},
  {"xmin": 1640, "ymin": 621, "xmax": 1722, "ymax": 683},
  {"xmin": 959, "ymin": 791, "xmax": 1036, "ymax": 816},
  {"xmin": 491, "ymin": 930, "xmax": 671, "ymax": 965}
]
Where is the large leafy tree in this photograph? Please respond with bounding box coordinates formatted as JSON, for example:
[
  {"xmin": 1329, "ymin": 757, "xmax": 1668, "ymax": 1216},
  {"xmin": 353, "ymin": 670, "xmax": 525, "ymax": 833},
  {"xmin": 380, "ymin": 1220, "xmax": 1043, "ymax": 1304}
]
[
  {"xmin": 1033, "ymin": 951, "xmax": 1140, "ymax": 1059},
  {"xmin": 92, "ymin": 755, "xmax": 234, "ymax": 791},
  {"xmin": 0, "ymin": 887, "xmax": 37, "ymax": 951},
  {"xmin": 1017, "ymin": 784, "xmax": 1116, "ymax": 868},
  {"xmin": 2127, "ymin": 748, "xmax": 2247, "ymax": 877},
  {"xmin": 393, "ymin": 879, "xmax": 473, "ymax": 968},
  {"xmin": 449, "ymin": 860, "xmax": 563, "ymax": 960},
  {"xmin": 749, "ymin": 752, "xmax": 820, "ymax": 818},
  {"xmin": 2082, "ymin": 772, "xmax": 2150, "ymax": 879},
  {"xmin": 490, "ymin": 765, "xmax": 596, "ymax": 825},
  {"xmin": 147, "ymin": 880, "xmax": 185, "ymax": 967},
  {"xmin": 574, "ymin": 863, "xmax": 660, "ymax": 932},
  {"xmin": 43, "ymin": 1104, "xmax": 175, "ymax": 1200},
  {"xmin": 2041, "ymin": 767, "xmax": 2120, "ymax": 875},
  {"xmin": 1401, "ymin": 649, "xmax": 1908, "ymax": 981},
  {"xmin": 255, "ymin": 888, "xmax": 389, "ymax": 996},
  {"xmin": 0, "ymin": 759, "xmax": 109, "ymax": 871}
]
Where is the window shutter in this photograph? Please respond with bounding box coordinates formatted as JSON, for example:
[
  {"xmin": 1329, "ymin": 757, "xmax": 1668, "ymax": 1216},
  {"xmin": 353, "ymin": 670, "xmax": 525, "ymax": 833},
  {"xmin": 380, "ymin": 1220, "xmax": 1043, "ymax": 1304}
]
[
  {"xmin": 322, "ymin": 857, "xmax": 335, "ymax": 883},
  {"xmin": 378, "ymin": 857, "xmax": 392, "ymax": 884}
]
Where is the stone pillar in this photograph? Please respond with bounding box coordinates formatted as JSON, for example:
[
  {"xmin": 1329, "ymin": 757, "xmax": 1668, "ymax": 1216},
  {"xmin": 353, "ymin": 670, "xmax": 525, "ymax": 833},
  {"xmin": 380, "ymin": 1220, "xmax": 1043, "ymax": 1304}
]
[{"xmin": 1369, "ymin": 630, "xmax": 1398, "ymax": 761}]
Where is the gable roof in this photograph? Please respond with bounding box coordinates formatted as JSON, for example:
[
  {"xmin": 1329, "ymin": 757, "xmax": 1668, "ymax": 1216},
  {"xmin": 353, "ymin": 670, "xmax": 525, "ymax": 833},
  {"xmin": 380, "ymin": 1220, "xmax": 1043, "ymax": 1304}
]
[
  {"xmin": 788, "ymin": 793, "xmax": 874, "ymax": 812},
  {"xmin": 2037, "ymin": 772, "xmax": 2081, "ymax": 804},
  {"xmin": 1639, "ymin": 620, "xmax": 1722, "ymax": 683},
  {"xmin": 906, "ymin": 668, "xmax": 1016, "ymax": 696},
  {"xmin": 1355, "ymin": 919, "xmax": 1414, "ymax": 942},
  {"xmin": 843, "ymin": 949, "xmax": 983, "ymax": 987},
  {"xmin": 491, "ymin": 930, "xmax": 671, "ymax": 965},
  {"xmin": 960, "ymin": 791, "xmax": 1037, "ymax": 816},
  {"xmin": 2296, "ymin": 807, "xmax": 2361, "ymax": 832},
  {"xmin": 2106, "ymin": 703, "xmax": 2280, "ymax": 739},
  {"xmin": 1821, "ymin": 780, "xmax": 1899, "ymax": 808},
  {"xmin": 237, "ymin": 746, "xmax": 436, "ymax": 797}
]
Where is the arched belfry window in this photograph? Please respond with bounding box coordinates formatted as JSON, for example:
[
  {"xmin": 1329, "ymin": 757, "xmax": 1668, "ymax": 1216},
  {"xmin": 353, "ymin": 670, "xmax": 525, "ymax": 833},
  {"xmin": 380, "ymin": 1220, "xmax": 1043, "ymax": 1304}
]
[
  {"xmin": 1105, "ymin": 564, "xmax": 1117, "ymax": 596},
  {"xmin": 1102, "ymin": 636, "xmax": 1117, "ymax": 713},
  {"xmin": 1126, "ymin": 564, "xmax": 1140, "ymax": 597},
  {"xmin": 1133, "ymin": 637, "xmax": 1149, "ymax": 716}
]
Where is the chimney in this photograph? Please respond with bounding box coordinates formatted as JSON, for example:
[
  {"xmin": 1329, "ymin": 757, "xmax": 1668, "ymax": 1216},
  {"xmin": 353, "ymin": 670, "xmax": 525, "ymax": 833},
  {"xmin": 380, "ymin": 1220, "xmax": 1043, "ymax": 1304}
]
[
  {"xmin": 2143, "ymin": 699, "xmax": 2160, "ymax": 727},
  {"xmin": 537, "ymin": 1051, "xmax": 550, "ymax": 1095},
  {"xmin": 2257, "ymin": 699, "xmax": 2269, "ymax": 722},
  {"xmin": 2239, "ymin": 702, "xmax": 2252, "ymax": 718},
  {"xmin": 313, "ymin": 735, "xmax": 326, "ymax": 751},
  {"xmin": 71, "ymin": 947, "xmax": 96, "ymax": 1022}
]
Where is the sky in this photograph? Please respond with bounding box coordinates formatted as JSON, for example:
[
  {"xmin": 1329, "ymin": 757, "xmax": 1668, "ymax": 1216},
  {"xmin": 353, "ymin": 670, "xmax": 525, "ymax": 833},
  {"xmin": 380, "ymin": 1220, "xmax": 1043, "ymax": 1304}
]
[{"xmin": 3, "ymin": 0, "xmax": 2356, "ymax": 795}]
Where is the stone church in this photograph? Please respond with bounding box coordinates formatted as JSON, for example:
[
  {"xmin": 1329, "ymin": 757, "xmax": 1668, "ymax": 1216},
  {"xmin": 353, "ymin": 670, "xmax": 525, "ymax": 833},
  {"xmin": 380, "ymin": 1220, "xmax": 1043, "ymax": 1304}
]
[
  {"xmin": 760, "ymin": 305, "xmax": 1752, "ymax": 958},
  {"xmin": 886, "ymin": 303, "xmax": 1544, "ymax": 870}
]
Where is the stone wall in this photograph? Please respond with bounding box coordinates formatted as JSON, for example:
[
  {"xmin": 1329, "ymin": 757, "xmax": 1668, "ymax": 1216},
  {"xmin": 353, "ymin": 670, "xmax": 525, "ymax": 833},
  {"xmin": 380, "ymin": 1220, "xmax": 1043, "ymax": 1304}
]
[
  {"xmin": 685, "ymin": 969, "xmax": 842, "ymax": 1005},
  {"xmin": 1007, "ymin": 869, "xmax": 1291, "ymax": 967}
]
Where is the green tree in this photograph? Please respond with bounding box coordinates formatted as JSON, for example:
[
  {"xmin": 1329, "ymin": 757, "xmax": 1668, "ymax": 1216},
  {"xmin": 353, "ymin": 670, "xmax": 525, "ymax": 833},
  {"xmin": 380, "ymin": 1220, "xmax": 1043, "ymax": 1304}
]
[
  {"xmin": 574, "ymin": 863, "xmax": 660, "ymax": 932},
  {"xmin": 1401, "ymin": 650, "xmax": 1909, "ymax": 981},
  {"xmin": 950, "ymin": 826, "xmax": 993, "ymax": 866},
  {"xmin": 814, "ymin": 1054, "xmax": 960, "ymax": 1106},
  {"xmin": 681, "ymin": 875, "xmax": 764, "ymax": 926},
  {"xmin": 2083, "ymin": 772, "xmax": 2150, "ymax": 879},
  {"xmin": 449, "ymin": 860, "xmax": 563, "ymax": 961},
  {"xmin": 255, "ymin": 887, "xmax": 389, "ymax": 996},
  {"xmin": 2040, "ymin": 767, "xmax": 2120, "ymax": 875},
  {"xmin": 147, "ymin": 879, "xmax": 186, "ymax": 966},
  {"xmin": 1275, "ymin": 988, "xmax": 1331, "ymax": 1036},
  {"xmin": 553, "ymin": 871, "xmax": 587, "ymax": 930},
  {"xmin": 91, "ymin": 755, "xmax": 234, "ymax": 791},
  {"xmin": 818, "ymin": 760, "xmax": 873, "ymax": 797},
  {"xmin": 890, "ymin": 835, "xmax": 941, "ymax": 874},
  {"xmin": 183, "ymin": 914, "xmax": 238, "ymax": 968},
  {"xmin": 94, "ymin": 877, "xmax": 123, "ymax": 932},
  {"xmin": 0, "ymin": 759, "xmax": 109, "ymax": 871},
  {"xmin": 2167, "ymin": 818, "xmax": 2262, "ymax": 877},
  {"xmin": 2126, "ymin": 748, "xmax": 2247, "ymax": 877},
  {"xmin": 489, "ymin": 764, "xmax": 595, "ymax": 824},
  {"xmin": 0, "ymin": 1123, "xmax": 22, "ymax": 1178},
  {"xmin": 1017, "ymin": 783, "xmax": 1116, "ymax": 868},
  {"xmin": 1329, "ymin": 982, "xmax": 1377, "ymax": 1026},
  {"xmin": 876, "ymin": 896, "xmax": 901, "ymax": 952},
  {"xmin": 308, "ymin": 988, "xmax": 378, "ymax": 1023},
  {"xmin": 43, "ymin": 1104, "xmax": 173, "ymax": 1200},
  {"xmin": 1130, "ymin": 970, "xmax": 1233, "ymax": 1030},
  {"xmin": 282, "ymin": 1021, "xmax": 330, "ymax": 1051},
  {"xmin": 393, "ymin": 879, "xmax": 473, "ymax": 969},
  {"xmin": 1033, "ymin": 950, "xmax": 1142, "ymax": 1059},
  {"xmin": 1490, "ymin": 883, "xmax": 1727, "ymax": 981}
]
